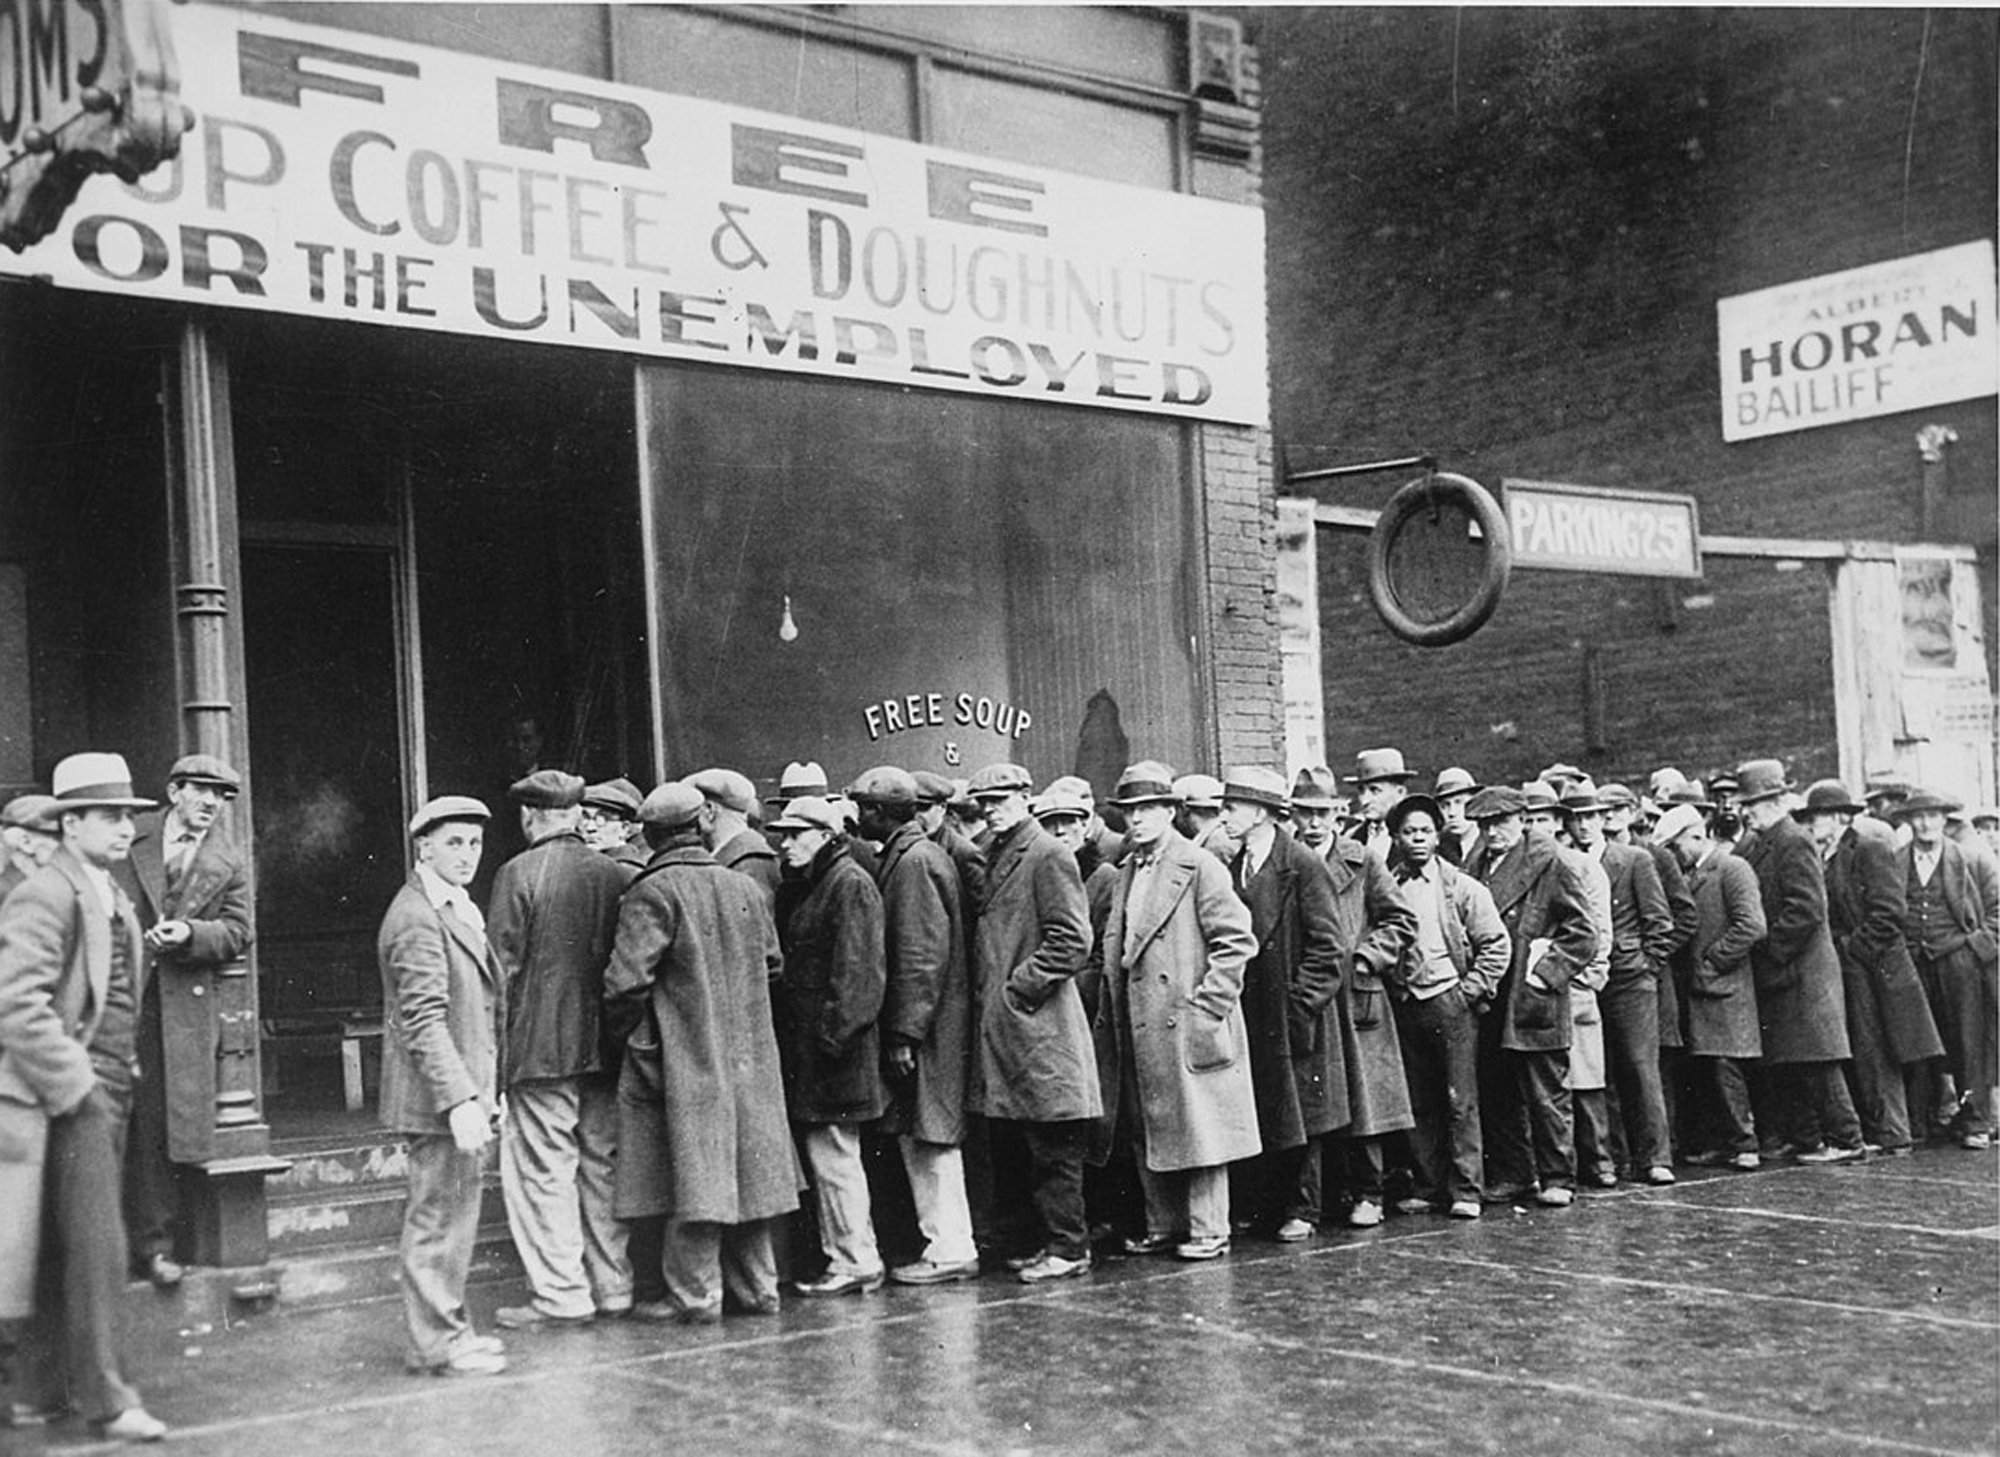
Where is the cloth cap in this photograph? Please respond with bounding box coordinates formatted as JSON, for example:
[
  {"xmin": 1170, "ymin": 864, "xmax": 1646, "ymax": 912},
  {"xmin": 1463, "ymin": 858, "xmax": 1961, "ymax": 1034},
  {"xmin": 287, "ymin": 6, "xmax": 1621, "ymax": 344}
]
[
  {"xmin": 1289, "ymin": 766, "xmax": 1339, "ymax": 810},
  {"xmin": 1385, "ymin": 793, "xmax": 1443, "ymax": 836},
  {"xmin": 966, "ymin": 763, "xmax": 1034, "ymax": 799},
  {"xmin": 509, "ymin": 769, "xmax": 585, "ymax": 809},
  {"xmin": 1970, "ymin": 805, "xmax": 2000, "ymax": 826},
  {"xmin": 766, "ymin": 760, "xmax": 829, "ymax": 804},
  {"xmin": 167, "ymin": 754, "xmax": 241, "ymax": 794},
  {"xmin": 1795, "ymin": 779, "xmax": 1865, "ymax": 818},
  {"xmin": 1539, "ymin": 761, "xmax": 1585, "ymax": 787},
  {"xmin": 1431, "ymin": 766, "xmax": 1479, "ymax": 799},
  {"xmin": 582, "ymin": 778, "xmax": 643, "ymax": 819},
  {"xmin": 1466, "ymin": 785, "xmax": 1527, "ymax": 822},
  {"xmin": 1043, "ymin": 775, "xmax": 1095, "ymax": 805},
  {"xmin": 1173, "ymin": 773, "xmax": 1227, "ymax": 811},
  {"xmin": 1709, "ymin": 773, "xmax": 1740, "ymax": 795},
  {"xmin": 1, "ymin": 794, "xmax": 59, "ymax": 833},
  {"xmin": 1653, "ymin": 803, "xmax": 1706, "ymax": 847},
  {"xmin": 50, "ymin": 753, "xmax": 156, "ymax": 811},
  {"xmin": 1597, "ymin": 782, "xmax": 1638, "ymax": 810},
  {"xmin": 1346, "ymin": 747, "xmax": 1414, "ymax": 785},
  {"xmin": 639, "ymin": 782, "xmax": 704, "ymax": 829},
  {"xmin": 850, "ymin": 766, "xmax": 918, "ymax": 805},
  {"xmin": 410, "ymin": 795, "xmax": 490, "ymax": 837},
  {"xmin": 684, "ymin": 768, "xmax": 757, "ymax": 815},
  {"xmin": 1110, "ymin": 761, "xmax": 1180, "ymax": 807},
  {"xmin": 1733, "ymin": 759, "xmax": 1793, "ymax": 804},
  {"xmin": 911, "ymin": 771, "xmax": 955, "ymax": 806},
  {"xmin": 1892, "ymin": 787, "xmax": 1963, "ymax": 820},
  {"xmin": 1648, "ymin": 766, "xmax": 1690, "ymax": 797},
  {"xmin": 1862, "ymin": 772, "xmax": 1912, "ymax": 804},
  {"xmin": 1031, "ymin": 788, "xmax": 1091, "ymax": 824},
  {"xmin": 768, "ymin": 795, "xmax": 845, "ymax": 834},
  {"xmin": 1219, "ymin": 767, "xmax": 1287, "ymax": 812},
  {"xmin": 1520, "ymin": 780, "xmax": 1562, "ymax": 813}
]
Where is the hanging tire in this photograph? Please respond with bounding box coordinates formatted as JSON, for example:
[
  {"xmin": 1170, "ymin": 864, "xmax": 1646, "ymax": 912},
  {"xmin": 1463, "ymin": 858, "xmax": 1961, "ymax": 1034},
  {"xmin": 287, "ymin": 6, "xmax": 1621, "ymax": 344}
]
[{"xmin": 1366, "ymin": 471, "xmax": 1512, "ymax": 647}]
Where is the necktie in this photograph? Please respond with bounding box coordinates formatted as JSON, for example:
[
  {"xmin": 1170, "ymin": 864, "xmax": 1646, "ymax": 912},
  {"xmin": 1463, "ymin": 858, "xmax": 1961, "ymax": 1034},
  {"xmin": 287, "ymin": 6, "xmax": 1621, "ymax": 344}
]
[{"xmin": 168, "ymin": 833, "xmax": 198, "ymax": 889}]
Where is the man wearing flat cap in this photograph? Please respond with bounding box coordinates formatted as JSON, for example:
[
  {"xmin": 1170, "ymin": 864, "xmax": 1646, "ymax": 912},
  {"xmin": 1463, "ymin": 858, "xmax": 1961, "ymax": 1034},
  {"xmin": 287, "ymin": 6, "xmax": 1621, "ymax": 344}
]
[
  {"xmin": 1091, "ymin": 764, "xmax": 1259, "ymax": 1260},
  {"xmin": 915, "ymin": 770, "xmax": 988, "ymax": 930},
  {"xmin": 114, "ymin": 754, "xmax": 252, "ymax": 1290},
  {"xmin": 1219, "ymin": 766, "xmax": 1346, "ymax": 1239},
  {"xmin": 379, "ymin": 795, "xmax": 508, "ymax": 1376},
  {"xmin": 768, "ymin": 796, "xmax": 889, "ymax": 1296},
  {"xmin": 489, "ymin": 770, "xmax": 633, "ymax": 1330},
  {"xmin": 1897, "ymin": 788, "xmax": 1999, "ymax": 1149},
  {"xmin": 1733, "ymin": 760, "xmax": 1865, "ymax": 1164},
  {"xmin": 0, "ymin": 794, "xmax": 59, "ymax": 905},
  {"xmin": 1801, "ymin": 781, "xmax": 1941, "ymax": 1157},
  {"xmin": 1431, "ymin": 768, "xmax": 1481, "ymax": 868},
  {"xmin": 0, "ymin": 753, "xmax": 168, "ymax": 1440},
  {"xmin": 1174, "ymin": 774, "xmax": 1238, "ymax": 866},
  {"xmin": 603, "ymin": 783, "xmax": 797, "ymax": 1323},
  {"xmin": 963, "ymin": 763, "xmax": 1097, "ymax": 1282},
  {"xmin": 579, "ymin": 779, "xmax": 648, "ymax": 877},
  {"xmin": 686, "ymin": 768, "xmax": 781, "ymax": 915},
  {"xmin": 852, "ymin": 768, "xmax": 978, "ymax": 1285}
]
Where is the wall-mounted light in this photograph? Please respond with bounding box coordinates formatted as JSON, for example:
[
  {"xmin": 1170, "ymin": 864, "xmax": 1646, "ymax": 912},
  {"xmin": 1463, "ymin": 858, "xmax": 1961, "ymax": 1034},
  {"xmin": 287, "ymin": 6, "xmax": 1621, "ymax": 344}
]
[{"xmin": 778, "ymin": 594, "xmax": 799, "ymax": 643}]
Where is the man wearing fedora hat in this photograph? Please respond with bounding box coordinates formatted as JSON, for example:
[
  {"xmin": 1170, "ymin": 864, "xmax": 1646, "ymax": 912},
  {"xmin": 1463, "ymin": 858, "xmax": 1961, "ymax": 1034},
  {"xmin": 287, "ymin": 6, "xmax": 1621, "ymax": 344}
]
[
  {"xmin": 1218, "ymin": 766, "xmax": 1346, "ymax": 1239},
  {"xmin": 112, "ymin": 754, "xmax": 253, "ymax": 1291},
  {"xmin": 1430, "ymin": 768, "xmax": 1481, "ymax": 868},
  {"xmin": 1801, "ymin": 781, "xmax": 1942, "ymax": 1158},
  {"xmin": 379, "ymin": 795, "xmax": 509, "ymax": 1376},
  {"xmin": 0, "ymin": 753, "xmax": 167, "ymax": 1440},
  {"xmin": 1896, "ymin": 788, "xmax": 1999, "ymax": 1150},
  {"xmin": 489, "ymin": 771, "xmax": 634, "ymax": 1330},
  {"xmin": 0, "ymin": 794, "xmax": 59, "ymax": 905},
  {"xmin": 603, "ymin": 783, "xmax": 798, "ymax": 1323},
  {"xmin": 1733, "ymin": 761, "xmax": 1866, "ymax": 1164},
  {"xmin": 1345, "ymin": 748, "xmax": 1414, "ymax": 861},
  {"xmin": 1525, "ymin": 782, "xmax": 1613, "ymax": 1188},
  {"xmin": 1287, "ymin": 768, "xmax": 1343, "ymax": 862},
  {"xmin": 1090, "ymin": 764, "xmax": 1259, "ymax": 1260},
  {"xmin": 962, "ymin": 763, "xmax": 1096, "ymax": 1282}
]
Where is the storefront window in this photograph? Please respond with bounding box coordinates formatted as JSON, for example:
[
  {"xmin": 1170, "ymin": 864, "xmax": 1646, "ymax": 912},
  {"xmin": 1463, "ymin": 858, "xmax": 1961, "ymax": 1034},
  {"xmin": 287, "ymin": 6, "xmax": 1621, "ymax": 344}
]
[{"xmin": 641, "ymin": 365, "xmax": 1201, "ymax": 798}]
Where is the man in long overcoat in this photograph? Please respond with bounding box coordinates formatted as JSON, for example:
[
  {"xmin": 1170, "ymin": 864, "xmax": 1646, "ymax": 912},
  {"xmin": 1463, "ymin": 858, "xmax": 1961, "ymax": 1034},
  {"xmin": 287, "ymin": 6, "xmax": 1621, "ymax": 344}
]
[
  {"xmin": 1733, "ymin": 760, "xmax": 1864, "ymax": 1162},
  {"xmin": 1657, "ymin": 803, "xmax": 1765, "ymax": 1167},
  {"xmin": 687, "ymin": 768, "xmax": 781, "ymax": 914},
  {"xmin": 580, "ymin": 779, "xmax": 648, "ymax": 878},
  {"xmin": 769, "ymin": 795, "xmax": 888, "ymax": 1296},
  {"xmin": 488, "ymin": 770, "xmax": 633, "ymax": 1329},
  {"xmin": 1896, "ymin": 788, "xmax": 2000, "ymax": 1149},
  {"xmin": 0, "ymin": 754, "xmax": 166, "ymax": 1440},
  {"xmin": 603, "ymin": 784, "xmax": 798, "ymax": 1323},
  {"xmin": 963, "ymin": 762, "xmax": 1097, "ymax": 1283},
  {"xmin": 1092, "ymin": 764, "xmax": 1259, "ymax": 1260},
  {"xmin": 1219, "ymin": 766, "xmax": 1345, "ymax": 1240},
  {"xmin": 1603, "ymin": 782, "xmax": 1698, "ymax": 1160},
  {"xmin": 0, "ymin": 795, "xmax": 60, "ymax": 906},
  {"xmin": 1464, "ymin": 785, "xmax": 1597, "ymax": 1206},
  {"xmin": 113, "ymin": 754, "xmax": 252, "ymax": 1289},
  {"xmin": 1801, "ymin": 780, "xmax": 1941, "ymax": 1157},
  {"xmin": 379, "ymin": 795, "xmax": 508, "ymax": 1377},
  {"xmin": 1325, "ymin": 817, "xmax": 1419, "ymax": 1225},
  {"xmin": 853, "ymin": 767, "xmax": 977, "ymax": 1286}
]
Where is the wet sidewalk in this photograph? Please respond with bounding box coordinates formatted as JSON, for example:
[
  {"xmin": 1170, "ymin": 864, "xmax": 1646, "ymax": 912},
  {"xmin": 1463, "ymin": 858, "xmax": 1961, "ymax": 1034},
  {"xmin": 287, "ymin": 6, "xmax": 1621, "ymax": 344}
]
[{"xmin": 12, "ymin": 1146, "xmax": 1997, "ymax": 1456}]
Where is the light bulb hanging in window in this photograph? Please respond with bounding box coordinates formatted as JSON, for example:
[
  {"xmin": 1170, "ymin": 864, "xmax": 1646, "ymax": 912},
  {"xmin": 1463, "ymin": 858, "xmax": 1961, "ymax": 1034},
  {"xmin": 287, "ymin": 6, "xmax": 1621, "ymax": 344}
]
[{"xmin": 778, "ymin": 593, "xmax": 799, "ymax": 642}]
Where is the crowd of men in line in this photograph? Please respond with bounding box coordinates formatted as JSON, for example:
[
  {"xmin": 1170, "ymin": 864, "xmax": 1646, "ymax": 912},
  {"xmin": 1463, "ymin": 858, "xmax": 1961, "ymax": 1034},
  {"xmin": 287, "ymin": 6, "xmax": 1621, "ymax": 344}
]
[{"xmin": 0, "ymin": 743, "xmax": 1994, "ymax": 1431}]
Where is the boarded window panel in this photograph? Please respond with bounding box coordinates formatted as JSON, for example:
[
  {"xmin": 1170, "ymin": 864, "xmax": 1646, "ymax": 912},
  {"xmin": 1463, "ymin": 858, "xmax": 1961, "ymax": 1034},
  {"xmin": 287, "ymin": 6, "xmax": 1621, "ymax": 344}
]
[
  {"xmin": 640, "ymin": 366, "xmax": 1197, "ymax": 798},
  {"xmin": 842, "ymin": 6, "xmax": 1179, "ymax": 90},
  {"xmin": 616, "ymin": 9, "xmax": 916, "ymax": 139},
  {"xmin": 228, "ymin": 2, "xmax": 612, "ymax": 76},
  {"xmin": 929, "ymin": 67, "xmax": 1179, "ymax": 190}
]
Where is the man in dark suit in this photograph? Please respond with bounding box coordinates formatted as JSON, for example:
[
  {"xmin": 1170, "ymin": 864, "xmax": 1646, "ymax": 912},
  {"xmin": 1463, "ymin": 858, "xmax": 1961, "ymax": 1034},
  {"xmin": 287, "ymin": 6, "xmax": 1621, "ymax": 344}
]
[
  {"xmin": 1897, "ymin": 788, "xmax": 2000, "ymax": 1149},
  {"xmin": 579, "ymin": 778, "xmax": 648, "ymax": 878},
  {"xmin": 379, "ymin": 795, "xmax": 507, "ymax": 1377},
  {"xmin": 1464, "ymin": 785, "xmax": 1597, "ymax": 1208},
  {"xmin": 490, "ymin": 770, "xmax": 632, "ymax": 1330},
  {"xmin": 113, "ymin": 754, "xmax": 252, "ymax": 1289},
  {"xmin": 0, "ymin": 752, "xmax": 167, "ymax": 1441}
]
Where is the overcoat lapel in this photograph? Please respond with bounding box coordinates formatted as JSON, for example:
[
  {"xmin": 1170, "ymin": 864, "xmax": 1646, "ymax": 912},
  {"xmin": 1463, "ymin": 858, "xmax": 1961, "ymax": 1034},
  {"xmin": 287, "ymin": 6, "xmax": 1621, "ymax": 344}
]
[{"xmin": 1123, "ymin": 851, "xmax": 1195, "ymax": 962}]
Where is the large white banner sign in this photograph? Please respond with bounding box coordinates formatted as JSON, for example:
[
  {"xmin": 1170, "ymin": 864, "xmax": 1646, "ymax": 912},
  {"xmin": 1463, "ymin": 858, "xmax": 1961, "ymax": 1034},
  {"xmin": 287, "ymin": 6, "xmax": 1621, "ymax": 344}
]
[
  {"xmin": 1, "ymin": 4, "xmax": 1270, "ymax": 424},
  {"xmin": 1717, "ymin": 240, "xmax": 1996, "ymax": 442}
]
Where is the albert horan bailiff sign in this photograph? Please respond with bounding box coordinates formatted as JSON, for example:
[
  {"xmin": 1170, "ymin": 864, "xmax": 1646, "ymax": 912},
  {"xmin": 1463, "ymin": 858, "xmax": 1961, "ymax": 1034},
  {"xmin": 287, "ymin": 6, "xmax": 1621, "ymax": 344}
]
[
  {"xmin": 0, "ymin": 4, "xmax": 1270, "ymax": 424},
  {"xmin": 1717, "ymin": 241, "xmax": 1996, "ymax": 443}
]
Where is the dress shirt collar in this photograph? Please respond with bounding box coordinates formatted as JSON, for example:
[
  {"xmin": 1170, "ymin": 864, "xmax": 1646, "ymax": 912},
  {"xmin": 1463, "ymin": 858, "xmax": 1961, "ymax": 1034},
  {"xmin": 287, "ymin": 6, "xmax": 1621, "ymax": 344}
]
[{"xmin": 415, "ymin": 862, "xmax": 483, "ymax": 931}]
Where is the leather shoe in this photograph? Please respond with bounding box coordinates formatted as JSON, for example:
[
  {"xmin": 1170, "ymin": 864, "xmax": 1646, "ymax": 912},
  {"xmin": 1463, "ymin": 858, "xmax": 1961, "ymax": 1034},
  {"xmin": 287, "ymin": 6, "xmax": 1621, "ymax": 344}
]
[
  {"xmin": 1017, "ymin": 1251, "xmax": 1091, "ymax": 1282},
  {"xmin": 1728, "ymin": 1152, "xmax": 1762, "ymax": 1171},
  {"xmin": 1645, "ymin": 1165, "xmax": 1676, "ymax": 1186},
  {"xmin": 792, "ymin": 1269, "xmax": 885, "ymax": 1298},
  {"xmin": 1174, "ymin": 1235, "xmax": 1229, "ymax": 1261},
  {"xmin": 1120, "ymin": 1233, "xmax": 1176, "ymax": 1256},
  {"xmin": 1273, "ymin": 1218, "xmax": 1314, "ymax": 1242},
  {"xmin": 1796, "ymin": 1143, "xmax": 1865, "ymax": 1164},
  {"xmin": 1003, "ymin": 1247, "xmax": 1048, "ymax": 1271},
  {"xmin": 495, "ymin": 1305, "xmax": 593, "ymax": 1330},
  {"xmin": 96, "ymin": 1407, "xmax": 168, "ymax": 1442},
  {"xmin": 1393, "ymin": 1197, "xmax": 1434, "ymax": 1216},
  {"xmin": 1347, "ymin": 1199, "xmax": 1383, "ymax": 1228},
  {"xmin": 1535, "ymin": 1186, "xmax": 1574, "ymax": 1208},
  {"xmin": 406, "ymin": 1347, "xmax": 508, "ymax": 1377},
  {"xmin": 890, "ymin": 1258, "xmax": 981, "ymax": 1286},
  {"xmin": 142, "ymin": 1253, "xmax": 184, "ymax": 1289},
  {"xmin": 1447, "ymin": 1201, "xmax": 1481, "ymax": 1220},
  {"xmin": 1962, "ymin": 1131, "xmax": 1992, "ymax": 1151}
]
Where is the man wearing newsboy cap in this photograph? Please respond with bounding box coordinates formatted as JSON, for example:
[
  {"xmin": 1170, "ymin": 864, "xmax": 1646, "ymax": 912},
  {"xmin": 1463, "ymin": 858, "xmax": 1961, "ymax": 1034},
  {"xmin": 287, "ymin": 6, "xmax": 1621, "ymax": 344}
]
[
  {"xmin": 379, "ymin": 795, "xmax": 509, "ymax": 1376},
  {"xmin": 0, "ymin": 753, "xmax": 168, "ymax": 1439},
  {"xmin": 113, "ymin": 755, "xmax": 252, "ymax": 1292}
]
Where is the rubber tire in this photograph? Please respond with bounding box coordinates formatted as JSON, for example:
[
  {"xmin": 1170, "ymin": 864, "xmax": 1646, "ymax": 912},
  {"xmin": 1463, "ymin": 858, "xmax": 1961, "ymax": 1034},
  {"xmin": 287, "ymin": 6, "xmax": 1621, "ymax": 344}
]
[{"xmin": 1366, "ymin": 471, "xmax": 1512, "ymax": 648}]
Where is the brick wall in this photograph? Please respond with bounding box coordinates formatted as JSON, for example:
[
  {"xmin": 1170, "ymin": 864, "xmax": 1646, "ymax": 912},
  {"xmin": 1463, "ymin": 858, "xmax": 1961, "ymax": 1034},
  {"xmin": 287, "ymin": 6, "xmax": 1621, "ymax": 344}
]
[
  {"xmin": 1256, "ymin": 7, "xmax": 1998, "ymax": 790},
  {"xmin": 1198, "ymin": 39, "xmax": 1286, "ymax": 773}
]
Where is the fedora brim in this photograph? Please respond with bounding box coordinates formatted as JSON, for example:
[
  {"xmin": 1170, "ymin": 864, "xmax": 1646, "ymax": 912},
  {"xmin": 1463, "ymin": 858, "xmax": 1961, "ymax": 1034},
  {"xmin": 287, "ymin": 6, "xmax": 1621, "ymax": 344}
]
[{"xmin": 53, "ymin": 795, "xmax": 157, "ymax": 811}]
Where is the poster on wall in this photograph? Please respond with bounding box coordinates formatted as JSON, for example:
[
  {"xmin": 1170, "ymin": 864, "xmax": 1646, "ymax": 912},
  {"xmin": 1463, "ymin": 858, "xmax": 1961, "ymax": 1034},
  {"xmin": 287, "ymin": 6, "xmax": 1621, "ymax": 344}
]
[
  {"xmin": 1717, "ymin": 240, "xmax": 1997, "ymax": 442},
  {"xmin": 0, "ymin": 3, "xmax": 1270, "ymax": 425}
]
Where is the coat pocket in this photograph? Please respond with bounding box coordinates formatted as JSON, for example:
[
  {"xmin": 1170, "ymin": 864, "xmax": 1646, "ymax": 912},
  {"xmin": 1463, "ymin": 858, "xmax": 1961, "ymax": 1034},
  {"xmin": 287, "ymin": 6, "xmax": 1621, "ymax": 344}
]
[
  {"xmin": 621, "ymin": 1017, "xmax": 667, "ymax": 1104},
  {"xmin": 1513, "ymin": 979, "xmax": 1561, "ymax": 1032},
  {"xmin": 1351, "ymin": 975, "xmax": 1386, "ymax": 1031},
  {"xmin": 1184, "ymin": 1011, "xmax": 1237, "ymax": 1073}
]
